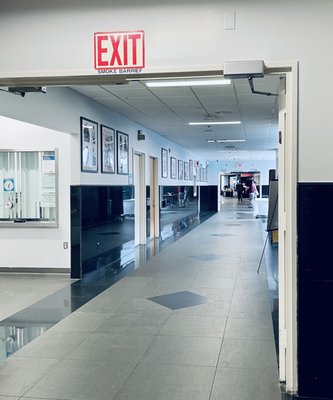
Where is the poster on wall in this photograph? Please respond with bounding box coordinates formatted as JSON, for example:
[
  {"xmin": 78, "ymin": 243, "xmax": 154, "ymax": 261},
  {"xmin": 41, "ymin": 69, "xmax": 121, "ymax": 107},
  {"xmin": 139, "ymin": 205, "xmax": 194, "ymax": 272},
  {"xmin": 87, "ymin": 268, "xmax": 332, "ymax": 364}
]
[
  {"xmin": 178, "ymin": 160, "xmax": 184, "ymax": 180},
  {"xmin": 117, "ymin": 130, "xmax": 129, "ymax": 174},
  {"xmin": 184, "ymin": 161, "xmax": 189, "ymax": 180},
  {"xmin": 189, "ymin": 159, "xmax": 193, "ymax": 181},
  {"xmin": 80, "ymin": 117, "xmax": 98, "ymax": 173},
  {"xmin": 161, "ymin": 148, "xmax": 168, "ymax": 178},
  {"xmin": 101, "ymin": 125, "xmax": 115, "ymax": 174},
  {"xmin": 170, "ymin": 157, "xmax": 177, "ymax": 179}
]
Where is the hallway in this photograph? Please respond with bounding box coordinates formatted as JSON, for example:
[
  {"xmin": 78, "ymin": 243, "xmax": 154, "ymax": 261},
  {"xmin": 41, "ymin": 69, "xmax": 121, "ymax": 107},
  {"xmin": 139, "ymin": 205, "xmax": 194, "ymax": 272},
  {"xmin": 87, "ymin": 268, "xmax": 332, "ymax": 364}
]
[{"xmin": 0, "ymin": 198, "xmax": 281, "ymax": 400}]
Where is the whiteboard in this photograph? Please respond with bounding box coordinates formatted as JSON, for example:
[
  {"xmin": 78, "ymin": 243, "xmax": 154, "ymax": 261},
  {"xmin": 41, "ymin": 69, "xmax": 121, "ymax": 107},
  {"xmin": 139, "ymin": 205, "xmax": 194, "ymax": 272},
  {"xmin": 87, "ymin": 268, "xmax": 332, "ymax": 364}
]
[{"xmin": 267, "ymin": 179, "xmax": 278, "ymax": 232}]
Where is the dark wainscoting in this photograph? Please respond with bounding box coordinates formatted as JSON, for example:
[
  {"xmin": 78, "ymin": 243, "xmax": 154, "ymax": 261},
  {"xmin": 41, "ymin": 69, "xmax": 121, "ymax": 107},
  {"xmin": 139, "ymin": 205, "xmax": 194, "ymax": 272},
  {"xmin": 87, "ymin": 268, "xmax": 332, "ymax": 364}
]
[
  {"xmin": 298, "ymin": 183, "xmax": 333, "ymax": 399},
  {"xmin": 159, "ymin": 185, "xmax": 199, "ymax": 240},
  {"xmin": 71, "ymin": 185, "xmax": 134, "ymax": 279},
  {"xmin": 200, "ymin": 186, "xmax": 218, "ymax": 212}
]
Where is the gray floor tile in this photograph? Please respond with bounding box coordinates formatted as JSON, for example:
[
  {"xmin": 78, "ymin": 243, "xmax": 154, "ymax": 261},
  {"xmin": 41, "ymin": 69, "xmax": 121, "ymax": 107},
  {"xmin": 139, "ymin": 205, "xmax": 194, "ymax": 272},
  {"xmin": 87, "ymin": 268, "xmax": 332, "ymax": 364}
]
[
  {"xmin": 114, "ymin": 363, "xmax": 215, "ymax": 400},
  {"xmin": 114, "ymin": 297, "xmax": 172, "ymax": 314},
  {"xmin": 211, "ymin": 367, "xmax": 281, "ymax": 400},
  {"xmin": 188, "ymin": 254, "xmax": 222, "ymax": 262},
  {"xmin": 50, "ymin": 311, "xmax": 113, "ymax": 333},
  {"xmin": 148, "ymin": 291, "xmax": 209, "ymax": 310},
  {"xmin": 219, "ymin": 338, "xmax": 278, "ymax": 370},
  {"xmin": 97, "ymin": 311, "xmax": 169, "ymax": 335},
  {"xmin": 174, "ymin": 299, "xmax": 230, "ymax": 318},
  {"xmin": 235, "ymin": 278, "xmax": 269, "ymax": 292},
  {"xmin": 13, "ymin": 331, "xmax": 89, "ymax": 359},
  {"xmin": 0, "ymin": 357, "xmax": 59, "ymax": 397},
  {"xmin": 25, "ymin": 359, "xmax": 135, "ymax": 400},
  {"xmin": 195, "ymin": 268, "xmax": 238, "ymax": 279},
  {"xmin": 229, "ymin": 298, "xmax": 271, "ymax": 319},
  {"xmin": 232, "ymin": 288, "xmax": 270, "ymax": 303},
  {"xmin": 77, "ymin": 295, "xmax": 125, "ymax": 313},
  {"xmin": 190, "ymin": 277, "xmax": 235, "ymax": 290},
  {"xmin": 0, "ymin": 397, "xmax": 20, "ymax": 400},
  {"xmin": 0, "ymin": 274, "xmax": 73, "ymax": 321},
  {"xmin": 141, "ymin": 335, "xmax": 221, "ymax": 366},
  {"xmin": 225, "ymin": 318, "xmax": 275, "ymax": 341},
  {"xmin": 66, "ymin": 332, "xmax": 155, "ymax": 363},
  {"xmin": 159, "ymin": 315, "xmax": 226, "ymax": 338},
  {"xmin": 191, "ymin": 287, "xmax": 234, "ymax": 302}
]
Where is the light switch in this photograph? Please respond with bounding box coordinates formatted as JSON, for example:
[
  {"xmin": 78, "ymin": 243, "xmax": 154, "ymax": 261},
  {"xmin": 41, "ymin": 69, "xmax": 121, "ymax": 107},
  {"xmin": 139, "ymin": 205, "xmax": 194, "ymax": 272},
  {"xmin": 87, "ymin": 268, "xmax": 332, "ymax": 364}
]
[{"xmin": 224, "ymin": 11, "xmax": 236, "ymax": 30}]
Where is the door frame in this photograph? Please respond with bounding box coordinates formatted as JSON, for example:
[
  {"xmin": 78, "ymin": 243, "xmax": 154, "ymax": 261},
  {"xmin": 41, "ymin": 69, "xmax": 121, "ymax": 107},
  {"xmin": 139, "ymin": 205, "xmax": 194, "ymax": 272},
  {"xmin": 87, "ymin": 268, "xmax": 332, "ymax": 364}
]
[
  {"xmin": 133, "ymin": 150, "xmax": 146, "ymax": 245},
  {"xmin": 149, "ymin": 155, "xmax": 159, "ymax": 239},
  {"xmin": 0, "ymin": 60, "xmax": 299, "ymax": 393}
]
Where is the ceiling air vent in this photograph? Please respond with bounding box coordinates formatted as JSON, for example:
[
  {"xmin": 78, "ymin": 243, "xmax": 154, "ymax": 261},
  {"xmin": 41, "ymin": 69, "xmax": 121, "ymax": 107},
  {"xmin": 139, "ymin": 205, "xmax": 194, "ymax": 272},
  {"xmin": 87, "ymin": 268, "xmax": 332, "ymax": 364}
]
[{"xmin": 225, "ymin": 145, "xmax": 236, "ymax": 149}]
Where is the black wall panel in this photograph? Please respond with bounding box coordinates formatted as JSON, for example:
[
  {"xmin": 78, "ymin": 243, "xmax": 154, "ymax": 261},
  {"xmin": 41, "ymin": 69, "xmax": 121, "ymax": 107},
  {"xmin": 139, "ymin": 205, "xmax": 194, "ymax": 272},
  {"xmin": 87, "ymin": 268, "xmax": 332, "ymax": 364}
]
[{"xmin": 298, "ymin": 183, "xmax": 333, "ymax": 399}]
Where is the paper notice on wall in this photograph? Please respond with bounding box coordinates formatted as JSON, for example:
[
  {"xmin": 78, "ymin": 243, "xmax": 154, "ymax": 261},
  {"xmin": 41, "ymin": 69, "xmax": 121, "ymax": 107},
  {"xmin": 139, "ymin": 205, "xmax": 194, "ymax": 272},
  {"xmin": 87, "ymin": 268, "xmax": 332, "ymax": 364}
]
[
  {"xmin": 41, "ymin": 172, "xmax": 56, "ymax": 207},
  {"xmin": 41, "ymin": 189, "xmax": 56, "ymax": 208},
  {"xmin": 42, "ymin": 155, "xmax": 56, "ymax": 174}
]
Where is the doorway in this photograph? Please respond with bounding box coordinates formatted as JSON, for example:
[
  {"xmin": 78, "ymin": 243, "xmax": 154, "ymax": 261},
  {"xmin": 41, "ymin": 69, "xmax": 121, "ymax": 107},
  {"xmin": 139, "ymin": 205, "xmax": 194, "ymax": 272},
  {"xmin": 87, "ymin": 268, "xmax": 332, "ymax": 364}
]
[
  {"xmin": 0, "ymin": 61, "xmax": 298, "ymax": 394},
  {"xmin": 134, "ymin": 151, "xmax": 146, "ymax": 245},
  {"xmin": 149, "ymin": 156, "xmax": 159, "ymax": 239}
]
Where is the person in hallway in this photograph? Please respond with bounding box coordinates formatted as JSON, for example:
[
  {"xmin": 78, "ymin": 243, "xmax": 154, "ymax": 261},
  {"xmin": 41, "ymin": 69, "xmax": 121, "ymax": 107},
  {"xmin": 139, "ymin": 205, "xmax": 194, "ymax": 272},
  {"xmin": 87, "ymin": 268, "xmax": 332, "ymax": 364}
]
[
  {"xmin": 236, "ymin": 180, "xmax": 244, "ymax": 203},
  {"xmin": 248, "ymin": 178, "xmax": 258, "ymax": 208}
]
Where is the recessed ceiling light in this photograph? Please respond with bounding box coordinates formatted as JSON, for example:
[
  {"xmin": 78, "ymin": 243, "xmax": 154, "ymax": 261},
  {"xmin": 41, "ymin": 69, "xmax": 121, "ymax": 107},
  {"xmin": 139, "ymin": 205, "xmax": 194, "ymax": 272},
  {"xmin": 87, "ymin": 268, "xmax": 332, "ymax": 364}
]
[
  {"xmin": 145, "ymin": 79, "xmax": 231, "ymax": 87},
  {"xmin": 216, "ymin": 139, "xmax": 246, "ymax": 143},
  {"xmin": 189, "ymin": 121, "xmax": 241, "ymax": 126}
]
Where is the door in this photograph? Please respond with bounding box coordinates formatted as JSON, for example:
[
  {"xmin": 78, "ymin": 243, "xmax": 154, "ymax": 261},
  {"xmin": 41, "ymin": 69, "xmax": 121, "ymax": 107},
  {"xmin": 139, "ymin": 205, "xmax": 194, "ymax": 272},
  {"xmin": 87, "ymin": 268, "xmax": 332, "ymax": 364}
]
[
  {"xmin": 134, "ymin": 152, "xmax": 146, "ymax": 245},
  {"xmin": 276, "ymin": 66, "xmax": 298, "ymax": 393},
  {"xmin": 149, "ymin": 156, "xmax": 159, "ymax": 239}
]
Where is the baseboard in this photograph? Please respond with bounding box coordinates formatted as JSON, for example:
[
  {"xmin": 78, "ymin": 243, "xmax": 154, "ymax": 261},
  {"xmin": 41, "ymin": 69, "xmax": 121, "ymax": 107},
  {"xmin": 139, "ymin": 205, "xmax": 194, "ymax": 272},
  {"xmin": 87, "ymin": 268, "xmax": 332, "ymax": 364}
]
[{"xmin": 0, "ymin": 267, "xmax": 70, "ymax": 274}]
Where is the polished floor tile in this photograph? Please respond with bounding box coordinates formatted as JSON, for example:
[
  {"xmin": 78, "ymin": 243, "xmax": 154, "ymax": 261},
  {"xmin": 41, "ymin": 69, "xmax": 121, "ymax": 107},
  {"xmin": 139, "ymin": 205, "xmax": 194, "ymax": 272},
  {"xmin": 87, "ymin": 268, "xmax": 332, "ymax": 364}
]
[
  {"xmin": 50, "ymin": 311, "xmax": 113, "ymax": 333},
  {"xmin": 141, "ymin": 335, "xmax": 221, "ymax": 366},
  {"xmin": 224, "ymin": 318, "xmax": 275, "ymax": 341},
  {"xmin": 159, "ymin": 315, "xmax": 227, "ymax": 338},
  {"xmin": 188, "ymin": 254, "xmax": 222, "ymax": 261},
  {"xmin": 0, "ymin": 198, "xmax": 281, "ymax": 400},
  {"xmin": 97, "ymin": 311, "xmax": 170, "ymax": 335},
  {"xmin": 12, "ymin": 331, "xmax": 89, "ymax": 359},
  {"xmin": 219, "ymin": 338, "xmax": 278, "ymax": 370},
  {"xmin": 211, "ymin": 367, "xmax": 281, "ymax": 400},
  {"xmin": 65, "ymin": 332, "xmax": 155, "ymax": 364},
  {"xmin": 148, "ymin": 291, "xmax": 209, "ymax": 310},
  {"xmin": 0, "ymin": 397, "xmax": 20, "ymax": 400},
  {"xmin": 25, "ymin": 359, "xmax": 135, "ymax": 400},
  {"xmin": 0, "ymin": 357, "xmax": 59, "ymax": 397},
  {"xmin": 114, "ymin": 363, "xmax": 215, "ymax": 400}
]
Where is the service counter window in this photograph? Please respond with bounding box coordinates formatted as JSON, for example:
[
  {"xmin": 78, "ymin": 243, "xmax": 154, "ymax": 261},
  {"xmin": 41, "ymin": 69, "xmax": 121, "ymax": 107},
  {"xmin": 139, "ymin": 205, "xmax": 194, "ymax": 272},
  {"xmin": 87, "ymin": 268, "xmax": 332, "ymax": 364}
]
[{"xmin": 0, "ymin": 149, "xmax": 58, "ymax": 227}]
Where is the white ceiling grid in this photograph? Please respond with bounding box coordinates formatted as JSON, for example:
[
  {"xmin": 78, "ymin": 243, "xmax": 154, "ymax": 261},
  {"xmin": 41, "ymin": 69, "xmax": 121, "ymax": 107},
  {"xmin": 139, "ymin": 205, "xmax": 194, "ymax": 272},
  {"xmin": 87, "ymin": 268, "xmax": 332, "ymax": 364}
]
[{"xmin": 71, "ymin": 74, "xmax": 280, "ymax": 161}]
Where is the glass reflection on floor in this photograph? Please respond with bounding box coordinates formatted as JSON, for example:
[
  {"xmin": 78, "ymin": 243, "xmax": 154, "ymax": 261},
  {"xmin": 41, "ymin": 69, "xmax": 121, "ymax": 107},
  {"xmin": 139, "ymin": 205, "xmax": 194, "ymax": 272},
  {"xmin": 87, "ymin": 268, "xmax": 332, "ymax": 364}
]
[{"xmin": 0, "ymin": 211, "xmax": 213, "ymax": 362}]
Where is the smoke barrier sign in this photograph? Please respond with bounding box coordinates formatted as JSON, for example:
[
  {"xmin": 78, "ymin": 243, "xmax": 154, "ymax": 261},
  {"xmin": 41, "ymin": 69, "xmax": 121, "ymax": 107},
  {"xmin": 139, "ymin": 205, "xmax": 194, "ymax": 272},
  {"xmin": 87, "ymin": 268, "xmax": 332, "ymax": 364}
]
[{"xmin": 94, "ymin": 30, "xmax": 145, "ymax": 73}]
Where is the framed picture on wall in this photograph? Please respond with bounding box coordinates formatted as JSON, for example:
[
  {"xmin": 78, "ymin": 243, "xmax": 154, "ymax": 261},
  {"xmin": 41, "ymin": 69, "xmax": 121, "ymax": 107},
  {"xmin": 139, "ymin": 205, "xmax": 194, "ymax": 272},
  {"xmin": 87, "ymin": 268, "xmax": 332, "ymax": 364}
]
[
  {"xmin": 184, "ymin": 161, "xmax": 189, "ymax": 180},
  {"xmin": 161, "ymin": 148, "xmax": 168, "ymax": 178},
  {"xmin": 189, "ymin": 159, "xmax": 193, "ymax": 181},
  {"xmin": 80, "ymin": 117, "xmax": 98, "ymax": 173},
  {"xmin": 101, "ymin": 125, "xmax": 115, "ymax": 174},
  {"xmin": 178, "ymin": 160, "xmax": 184, "ymax": 180},
  {"xmin": 117, "ymin": 130, "xmax": 129, "ymax": 175},
  {"xmin": 170, "ymin": 156, "xmax": 177, "ymax": 179}
]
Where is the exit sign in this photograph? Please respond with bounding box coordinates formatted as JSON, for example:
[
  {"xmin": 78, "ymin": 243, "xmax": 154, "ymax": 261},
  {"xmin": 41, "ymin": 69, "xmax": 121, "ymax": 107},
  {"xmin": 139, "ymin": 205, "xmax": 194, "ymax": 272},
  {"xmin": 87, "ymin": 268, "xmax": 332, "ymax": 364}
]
[{"xmin": 94, "ymin": 30, "xmax": 145, "ymax": 71}]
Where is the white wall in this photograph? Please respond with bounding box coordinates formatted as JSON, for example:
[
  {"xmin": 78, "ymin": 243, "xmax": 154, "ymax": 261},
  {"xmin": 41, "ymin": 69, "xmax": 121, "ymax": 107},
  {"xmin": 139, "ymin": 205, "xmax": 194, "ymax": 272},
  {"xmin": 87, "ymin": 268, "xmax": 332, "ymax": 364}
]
[
  {"xmin": 1, "ymin": 0, "xmax": 332, "ymax": 181},
  {"xmin": 0, "ymin": 116, "xmax": 71, "ymax": 270},
  {"xmin": 0, "ymin": 86, "xmax": 208, "ymax": 270}
]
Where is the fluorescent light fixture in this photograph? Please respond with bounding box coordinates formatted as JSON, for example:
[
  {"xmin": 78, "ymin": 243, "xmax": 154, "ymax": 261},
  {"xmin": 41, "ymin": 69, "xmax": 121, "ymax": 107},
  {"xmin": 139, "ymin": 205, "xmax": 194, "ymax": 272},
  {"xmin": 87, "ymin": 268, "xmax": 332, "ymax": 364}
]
[
  {"xmin": 145, "ymin": 79, "xmax": 231, "ymax": 88},
  {"xmin": 216, "ymin": 139, "xmax": 246, "ymax": 143},
  {"xmin": 207, "ymin": 140, "xmax": 216, "ymax": 143},
  {"xmin": 189, "ymin": 121, "xmax": 241, "ymax": 126}
]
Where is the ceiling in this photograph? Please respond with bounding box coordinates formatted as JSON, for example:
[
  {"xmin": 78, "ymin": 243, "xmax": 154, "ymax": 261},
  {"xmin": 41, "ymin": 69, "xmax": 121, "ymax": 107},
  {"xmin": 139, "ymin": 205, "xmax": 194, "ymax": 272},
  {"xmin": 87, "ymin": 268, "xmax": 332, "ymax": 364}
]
[{"xmin": 71, "ymin": 74, "xmax": 280, "ymax": 162}]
